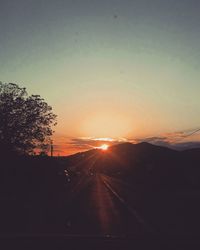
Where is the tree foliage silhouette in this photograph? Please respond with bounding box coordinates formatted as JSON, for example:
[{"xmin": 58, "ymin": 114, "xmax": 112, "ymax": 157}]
[{"xmin": 0, "ymin": 82, "xmax": 57, "ymax": 154}]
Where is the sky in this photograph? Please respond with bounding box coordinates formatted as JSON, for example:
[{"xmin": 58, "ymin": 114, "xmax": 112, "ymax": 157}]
[{"xmin": 1, "ymin": 0, "xmax": 200, "ymax": 155}]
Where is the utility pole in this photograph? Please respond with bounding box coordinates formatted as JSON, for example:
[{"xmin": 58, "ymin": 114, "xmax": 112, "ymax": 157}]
[{"xmin": 50, "ymin": 140, "xmax": 54, "ymax": 157}]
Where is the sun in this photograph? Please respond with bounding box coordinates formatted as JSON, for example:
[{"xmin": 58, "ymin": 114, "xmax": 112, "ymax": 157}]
[{"xmin": 99, "ymin": 144, "xmax": 109, "ymax": 150}]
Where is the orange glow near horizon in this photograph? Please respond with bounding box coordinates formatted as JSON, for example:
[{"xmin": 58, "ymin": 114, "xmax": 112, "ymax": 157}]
[{"xmin": 81, "ymin": 112, "xmax": 133, "ymax": 138}]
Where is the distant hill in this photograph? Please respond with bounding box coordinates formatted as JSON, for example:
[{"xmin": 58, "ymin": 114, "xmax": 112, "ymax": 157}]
[
  {"xmin": 65, "ymin": 142, "xmax": 178, "ymax": 168},
  {"xmin": 62, "ymin": 142, "xmax": 200, "ymax": 190}
]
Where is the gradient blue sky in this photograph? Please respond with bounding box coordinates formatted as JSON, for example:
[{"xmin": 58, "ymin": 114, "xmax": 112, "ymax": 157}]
[{"xmin": 1, "ymin": 0, "xmax": 200, "ymax": 154}]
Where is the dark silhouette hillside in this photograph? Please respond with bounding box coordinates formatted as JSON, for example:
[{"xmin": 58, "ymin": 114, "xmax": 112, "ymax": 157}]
[
  {"xmin": 65, "ymin": 142, "xmax": 182, "ymax": 187},
  {"xmin": 61, "ymin": 142, "xmax": 200, "ymax": 236},
  {"xmin": 1, "ymin": 142, "xmax": 200, "ymax": 247}
]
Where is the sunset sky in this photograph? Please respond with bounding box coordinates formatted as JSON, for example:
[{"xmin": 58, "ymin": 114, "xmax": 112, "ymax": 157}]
[{"xmin": 1, "ymin": 0, "xmax": 200, "ymax": 155}]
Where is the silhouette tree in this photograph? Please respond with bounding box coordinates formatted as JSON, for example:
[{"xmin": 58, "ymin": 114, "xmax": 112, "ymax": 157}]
[{"xmin": 0, "ymin": 82, "xmax": 57, "ymax": 154}]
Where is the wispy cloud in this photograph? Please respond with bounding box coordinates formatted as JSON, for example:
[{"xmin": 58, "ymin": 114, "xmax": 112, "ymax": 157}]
[
  {"xmin": 52, "ymin": 135, "xmax": 128, "ymax": 155},
  {"xmin": 52, "ymin": 128, "xmax": 200, "ymax": 156},
  {"xmin": 68, "ymin": 137, "xmax": 127, "ymax": 149},
  {"xmin": 130, "ymin": 128, "xmax": 200, "ymax": 150}
]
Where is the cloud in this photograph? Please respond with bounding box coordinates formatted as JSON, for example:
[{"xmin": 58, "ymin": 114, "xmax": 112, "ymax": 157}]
[
  {"xmin": 130, "ymin": 128, "xmax": 200, "ymax": 150},
  {"xmin": 52, "ymin": 128, "xmax": 200, "ymax": 156},
  {"xmin": 68, "ymin": 137, "xmax": 127, "ymax": 149},
  {"xmin": 51, "ymin": 134, "xmax": 128, "ymax": 155}
]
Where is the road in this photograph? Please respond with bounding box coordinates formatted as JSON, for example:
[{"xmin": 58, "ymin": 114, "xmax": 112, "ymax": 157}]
[{"xmin": 64, "ymin": 170, "xmax": 155, "ymax": 236}]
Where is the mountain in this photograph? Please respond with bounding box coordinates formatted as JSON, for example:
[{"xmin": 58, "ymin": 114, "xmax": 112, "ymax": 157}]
[
  {"xmin": 65, "ymin": 142, "xmax": 178, "ymax": 167},
  {"xmin": 66, "ymin": 142, "xmax": 178, "ymax": 164},
  {"xmin": 63, "ymin": 142, "xmax": 200, "ymax": 191}
]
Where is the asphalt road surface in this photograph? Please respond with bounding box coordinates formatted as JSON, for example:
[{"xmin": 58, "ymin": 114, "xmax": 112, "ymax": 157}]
[{"xmin": 64, "ymin": 171, "xmax": 155, "ymax": 237}]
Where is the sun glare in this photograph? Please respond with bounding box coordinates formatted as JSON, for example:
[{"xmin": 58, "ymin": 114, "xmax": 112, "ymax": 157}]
[{"xmin": 99, "ymin": 144, "xmax": 109, "ymax": 150}]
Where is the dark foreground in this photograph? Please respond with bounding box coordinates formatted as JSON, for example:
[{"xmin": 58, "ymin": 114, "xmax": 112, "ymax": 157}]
[
  {"xmin": 1, "ymin": 234, "xmax": 200, "ymax": 250},
  {"xmin": 1, "ymin": 143, "xmax": 200, "ymax": 248}
]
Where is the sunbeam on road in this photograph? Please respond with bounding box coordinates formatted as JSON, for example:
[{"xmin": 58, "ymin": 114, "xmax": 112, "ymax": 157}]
[{"xmin": 64, "ymin": 151, "xmax": 156, "ymax": 236}]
